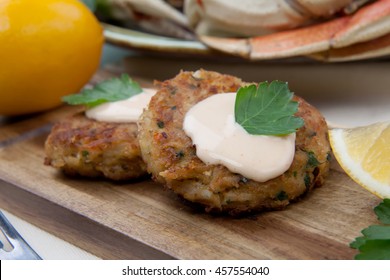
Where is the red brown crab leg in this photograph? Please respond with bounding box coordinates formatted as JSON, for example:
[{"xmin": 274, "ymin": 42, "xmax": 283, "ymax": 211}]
[
  {"xmin": 249, "ymin": 18, "xmax": 349, "ymax": 60},
  {"xmin": 312, "ymin": 32, "xmax": 390, "ymax": 62},
  {"xmin": 332, "ymin": 0, "xmax": 390, "ymax": 47},
  {"xmin": 200, "ymin": 0, "xmax": 390, "ymax": 60}
]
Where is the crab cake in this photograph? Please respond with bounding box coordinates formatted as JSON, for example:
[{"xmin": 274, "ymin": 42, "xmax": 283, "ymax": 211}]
[
  {"xmin": 45, "ymin": 113, "xmax": 146, "ymax": 180},
  {"xmin": 138, "ymin": 70, "xmax": 331, "ymax": 215}
]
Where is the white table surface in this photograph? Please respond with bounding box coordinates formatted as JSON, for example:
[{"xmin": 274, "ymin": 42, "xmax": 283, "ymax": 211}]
[{"xmin": 1, "ymin": 44, "xmax": 389, "ymax": 260}]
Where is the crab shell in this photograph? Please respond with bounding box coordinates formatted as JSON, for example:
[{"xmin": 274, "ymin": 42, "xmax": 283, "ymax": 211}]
[
  {"xmin": 101, "ymin": 0, "xmax": 390, "ymax": 61},
  {"xmin": 185, "ymin": 0, "xmax": 361, "ymax": 36},
  {"xmin": 193, "ymin": 0, "xmax": 390, "ymax": 61}
]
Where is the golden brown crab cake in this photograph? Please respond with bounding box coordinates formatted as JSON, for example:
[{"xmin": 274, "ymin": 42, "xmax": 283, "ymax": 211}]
[
  {"xmin": 138, "ymin": 69, "xmax": 331, "ymax": 215},
  {"xmin": 44, "ymin": 113, "xmax": 146, "ymax": 180}
]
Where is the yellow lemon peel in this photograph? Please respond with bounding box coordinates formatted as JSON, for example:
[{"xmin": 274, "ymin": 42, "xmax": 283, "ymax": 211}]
[
  {"xmin": 0, "ymin": 0, "xmax": 103, "ymax": 116},
  {"xmin": 329, "ymin": 122, "xmax": 390, "ymax": 198}
]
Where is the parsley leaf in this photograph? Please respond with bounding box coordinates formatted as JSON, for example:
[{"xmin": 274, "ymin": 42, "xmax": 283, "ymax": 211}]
[
  {"xmin": 235, "ymin": 81, "xmax": 304, "ymax": 136},
  {"xmin": 361, "ymin": 225, "xmax": 390, "ymax": 239},
  {"xmin": 355, "ymin": 240, "xmax": 390, "ymax": 260},
  {"xmin": 374, "ymin": 198, "xmax": 390, "ymax": 224},
  {"xmin": 350, "ymin": 236, "xmax": 366, "ymax": 249},
  {"xmin": 350, "ymin": 199, "xmax": 390, "ymax": 259},
  {"xmin": 62, "ymin": 74, "xmax": 142, "ymax": 107}
]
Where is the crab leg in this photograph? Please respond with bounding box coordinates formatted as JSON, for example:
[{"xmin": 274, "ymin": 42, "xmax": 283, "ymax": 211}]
[
  {"xmin": 200, "ymin": 0, "xmax": 390, "ymax": 60},
  {"xmin": 332, "ymin": 0, "xmax": 390, "ymax": 47},
  {"xmin": 249, "ymin": 17, "xmax": 353, "ymax": 60},
  {"xmin": 200, "ymin": 17, "xmax": 350, "ymax": 59},
  {"xmin": 312, "ymin": 32, "xmax": 390, "ymax": 62}
]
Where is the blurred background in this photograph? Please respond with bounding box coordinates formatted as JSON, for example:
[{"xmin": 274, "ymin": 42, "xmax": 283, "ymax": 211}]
[{"xmin": 87, "ymin": 0, "xmax": 390, "ymax": 127}]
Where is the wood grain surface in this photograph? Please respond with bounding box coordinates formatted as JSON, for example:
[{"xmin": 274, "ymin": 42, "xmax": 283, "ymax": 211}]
[{"xmin": 0, "ymin": 68, "xmax": 381, "ymax": 260}]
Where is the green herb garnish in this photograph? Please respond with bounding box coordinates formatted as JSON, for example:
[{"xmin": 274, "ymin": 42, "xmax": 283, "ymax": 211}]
[
  {"xmin": 276, "ymin": 191, "xmax": 288, "ymax": 201},
  {"xmin": 351, "ymin": 199, "xmax": 390, "ymax": 259},
  {"xmin": 62, "ymin": 74, "xmax": 142, "ymax": 107},
  {"xmin": 235, "ymin": 81, "xmax": 304, "ymax": 136},
  {"xmin": 374, "ymin": 199, "xmax": 390, "ymax": 224},
  {"xmin": 304, "ymin": 173, "xmax": 311, "ymax": 189},
  {"xmin": 306, "ymin": 151, "xmax": 320, "ymax": 168}
]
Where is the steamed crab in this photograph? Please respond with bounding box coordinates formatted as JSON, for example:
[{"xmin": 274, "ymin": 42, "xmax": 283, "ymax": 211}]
[{"xmin": 97, "ymin": 0, "xmax": 390, "ymax": 61}]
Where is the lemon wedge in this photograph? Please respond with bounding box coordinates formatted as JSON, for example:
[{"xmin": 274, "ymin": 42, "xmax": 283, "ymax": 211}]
[{"xmin": 329, "ymin": 122, "xmax": 390, "ymax": 198}]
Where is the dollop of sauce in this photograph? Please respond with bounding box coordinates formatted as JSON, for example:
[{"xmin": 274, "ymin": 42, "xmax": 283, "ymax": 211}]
[
  {"xmin": 86, "ymin": 88, "xmax": 156, "ymax": 123},
  {"xmin": 183, "ymin": 93, "xmax": 296, "ymax": 182}
]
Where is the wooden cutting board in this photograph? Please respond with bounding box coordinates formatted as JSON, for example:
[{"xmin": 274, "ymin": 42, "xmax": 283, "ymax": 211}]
[{"xmin": 0, "ymin": 68, "xmax": 381, "ymax": 260}]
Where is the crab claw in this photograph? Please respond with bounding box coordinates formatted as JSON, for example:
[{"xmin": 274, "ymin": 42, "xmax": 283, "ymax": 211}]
[
  {"xmin": 200, "ymin": 0, "xmax": 390, "ymax": 60},
  {"xmin": 98, "ymin": 0, "xmax": 192, "ymax": 39}
]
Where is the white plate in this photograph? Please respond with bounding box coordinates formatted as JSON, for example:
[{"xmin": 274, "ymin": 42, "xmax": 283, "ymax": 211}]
[{"xmin": 102, "ymin": 23, "xmax": 212, "ymax": 56}]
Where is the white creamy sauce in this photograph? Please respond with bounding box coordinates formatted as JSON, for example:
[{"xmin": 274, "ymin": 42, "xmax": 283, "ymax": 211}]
[
  {"xmin": 86, "ymin": 88, "xmax": 156, "ymax": 123},
  {"xmin": 183, "ymin": 92, "xmax": 296, "ymax": 182}
]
